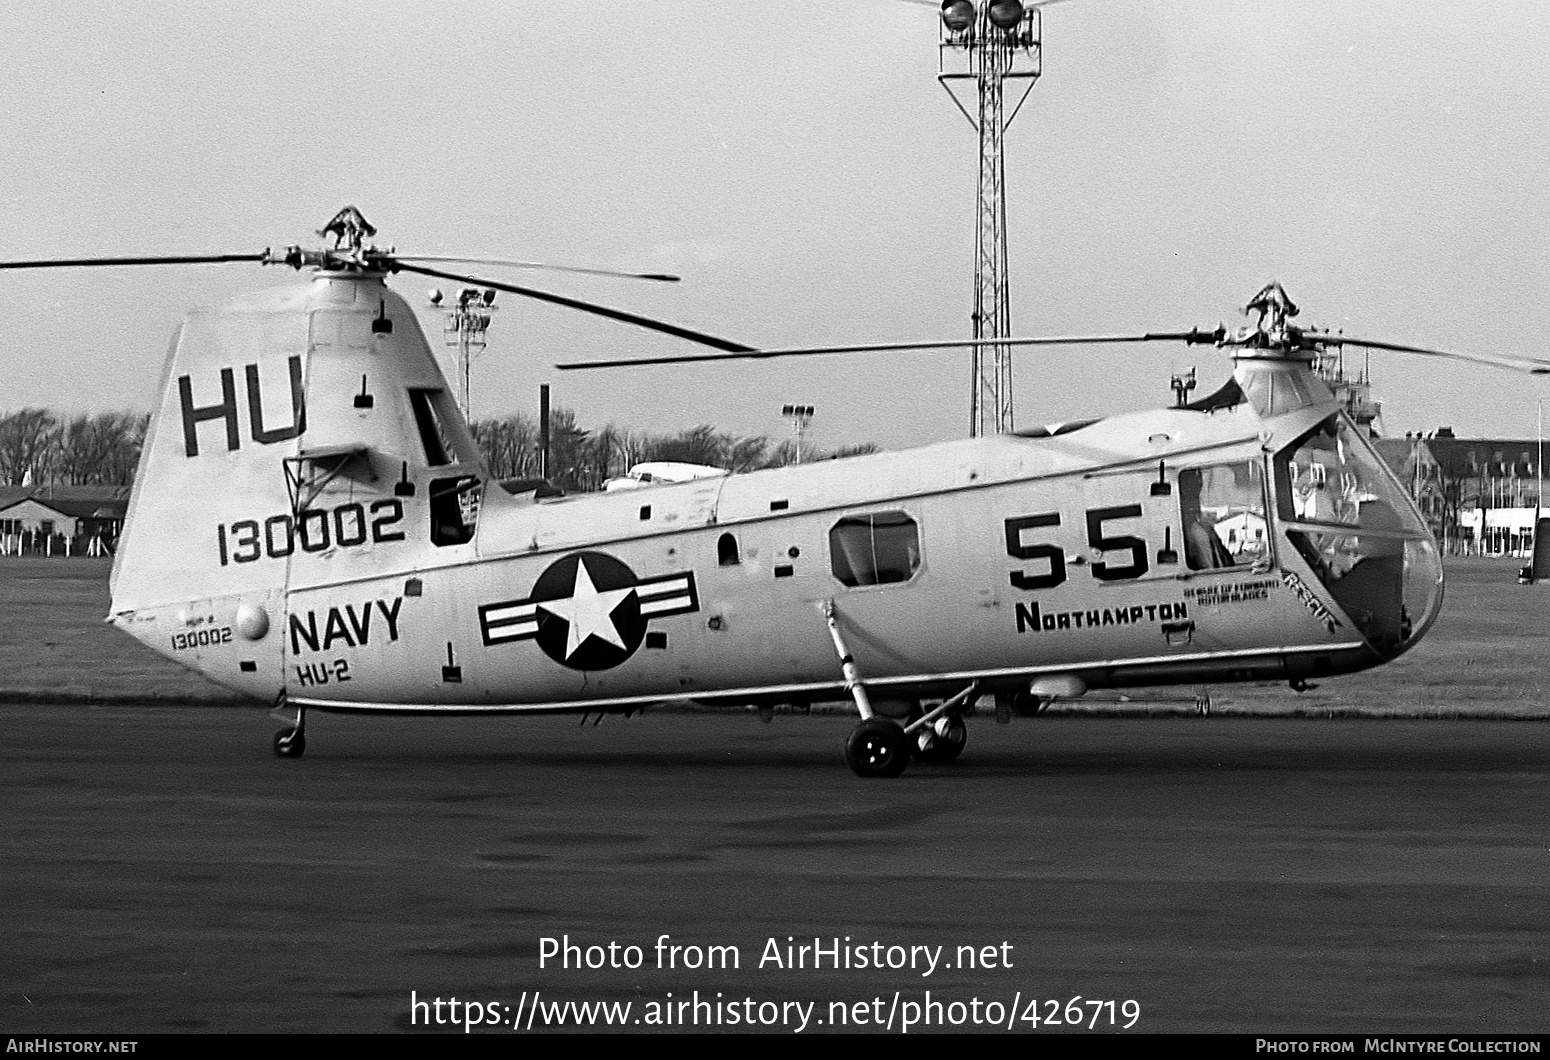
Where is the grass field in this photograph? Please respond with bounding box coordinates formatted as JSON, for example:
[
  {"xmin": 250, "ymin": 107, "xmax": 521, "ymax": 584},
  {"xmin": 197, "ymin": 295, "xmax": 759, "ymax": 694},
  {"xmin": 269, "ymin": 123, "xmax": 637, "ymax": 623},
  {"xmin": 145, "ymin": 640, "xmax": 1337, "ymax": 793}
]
[
  {"xmin": 1, "ymin": 555, "xmax": 1547, "ymax": 716},
  {"xmin": 0, "ymin": 557, "xmax": 248, "ymax": 704}
]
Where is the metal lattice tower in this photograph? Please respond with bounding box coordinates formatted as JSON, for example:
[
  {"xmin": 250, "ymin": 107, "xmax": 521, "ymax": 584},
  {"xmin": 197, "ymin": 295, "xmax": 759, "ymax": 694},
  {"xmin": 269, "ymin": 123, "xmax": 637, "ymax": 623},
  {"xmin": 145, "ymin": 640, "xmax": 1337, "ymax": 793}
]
[{"xmin": 938, "ymin": 1, "xmax": 1043, "ymax": 436}]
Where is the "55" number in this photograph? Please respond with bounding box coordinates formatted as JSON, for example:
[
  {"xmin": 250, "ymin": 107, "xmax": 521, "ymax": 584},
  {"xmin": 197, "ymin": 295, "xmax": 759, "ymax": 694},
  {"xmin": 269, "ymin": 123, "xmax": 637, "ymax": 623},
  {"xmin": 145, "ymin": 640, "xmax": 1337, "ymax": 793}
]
[{"xmin": 1005, "ymin": 504, "xmax": 1149, "ymax": 590}]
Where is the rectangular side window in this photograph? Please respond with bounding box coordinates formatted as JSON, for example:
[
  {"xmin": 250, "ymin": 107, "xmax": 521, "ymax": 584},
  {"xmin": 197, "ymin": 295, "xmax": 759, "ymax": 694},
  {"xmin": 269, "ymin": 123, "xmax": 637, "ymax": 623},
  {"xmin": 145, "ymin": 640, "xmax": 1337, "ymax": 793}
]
[
  {"xmin": 1179, "ymin": 461, "xmax": 1266, "ymax": 570},
  {"xmin": 830, "ymin": 511, "xmax": 921, "ymax": 586}
]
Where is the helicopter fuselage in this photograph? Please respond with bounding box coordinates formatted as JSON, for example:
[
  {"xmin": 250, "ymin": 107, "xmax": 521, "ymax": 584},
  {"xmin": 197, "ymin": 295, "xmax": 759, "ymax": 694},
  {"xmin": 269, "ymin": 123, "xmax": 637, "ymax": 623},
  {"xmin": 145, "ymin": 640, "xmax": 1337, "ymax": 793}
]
[{"xmin": 103, "ymin": 270, "xmax": 1443, "ymax": 737}]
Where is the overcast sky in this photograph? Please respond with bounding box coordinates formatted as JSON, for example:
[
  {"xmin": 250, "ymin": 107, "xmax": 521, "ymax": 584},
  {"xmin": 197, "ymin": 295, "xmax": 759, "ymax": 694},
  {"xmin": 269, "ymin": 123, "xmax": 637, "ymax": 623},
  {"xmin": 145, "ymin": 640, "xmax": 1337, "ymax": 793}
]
[{"xmin": 4, "ymin": 0, "xmax": 1550, "ymax": 453}]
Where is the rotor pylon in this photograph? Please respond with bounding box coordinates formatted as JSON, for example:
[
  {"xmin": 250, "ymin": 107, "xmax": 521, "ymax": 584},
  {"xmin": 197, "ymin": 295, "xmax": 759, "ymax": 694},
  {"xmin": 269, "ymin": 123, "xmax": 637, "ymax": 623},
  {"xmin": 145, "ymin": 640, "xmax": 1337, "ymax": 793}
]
[{"xmin": 938, "ymin": 1, "xmax": 1044, "ymax": 436}]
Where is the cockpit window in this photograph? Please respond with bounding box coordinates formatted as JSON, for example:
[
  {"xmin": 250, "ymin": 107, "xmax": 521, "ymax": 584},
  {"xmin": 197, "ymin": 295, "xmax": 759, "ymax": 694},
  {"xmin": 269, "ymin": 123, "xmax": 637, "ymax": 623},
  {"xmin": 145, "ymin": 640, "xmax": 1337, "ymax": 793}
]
[
  {"xmin": 1272, "ymin": 414, "xmax": 1441, "ymax": 653},
  {"xmin": 1275, "ymin": 416, "xmax": 1424, "ymax": 535}
]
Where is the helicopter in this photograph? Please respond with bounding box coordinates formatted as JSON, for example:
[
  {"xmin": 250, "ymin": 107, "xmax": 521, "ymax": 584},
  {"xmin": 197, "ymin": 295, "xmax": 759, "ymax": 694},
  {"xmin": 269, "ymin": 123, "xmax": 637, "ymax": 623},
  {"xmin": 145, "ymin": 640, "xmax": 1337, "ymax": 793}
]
[{"xmin": 6, "ymin": 207, "xmax": 1547, "ymax": 777}]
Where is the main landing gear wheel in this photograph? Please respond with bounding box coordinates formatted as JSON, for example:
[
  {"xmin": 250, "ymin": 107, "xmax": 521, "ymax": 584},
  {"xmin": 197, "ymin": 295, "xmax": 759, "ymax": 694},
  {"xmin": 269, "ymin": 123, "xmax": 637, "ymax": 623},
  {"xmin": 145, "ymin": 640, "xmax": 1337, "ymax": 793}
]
[
  {"xmin": 845, "ymin": 718, "xmax": 910, "ymax": 778},
  {"xmin": 273, "ymin": 728, "xmax": 305, "ymax": 759},
  {"xmin": 913, "ymin": 715, "xmax": 968, "ymax": 764}
]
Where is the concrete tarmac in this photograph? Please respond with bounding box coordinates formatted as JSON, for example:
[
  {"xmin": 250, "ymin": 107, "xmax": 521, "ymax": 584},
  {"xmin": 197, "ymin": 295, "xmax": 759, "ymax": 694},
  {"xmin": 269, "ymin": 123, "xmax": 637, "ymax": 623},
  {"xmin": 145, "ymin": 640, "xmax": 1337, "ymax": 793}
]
[{"xmin": 3, "ymin": 705, "xmax": 1547, "ymax": 1035}]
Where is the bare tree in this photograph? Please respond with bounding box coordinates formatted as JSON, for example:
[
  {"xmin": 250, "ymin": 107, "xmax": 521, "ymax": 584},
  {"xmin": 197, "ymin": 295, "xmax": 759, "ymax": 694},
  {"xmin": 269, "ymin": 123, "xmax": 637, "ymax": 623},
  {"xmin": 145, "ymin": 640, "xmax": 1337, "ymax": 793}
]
[
  {"xmin": 585, "ymin": 424, "xmax": 627, "ymax": 490},
  {"xmin": 109, "ymin": 413, "xmax": 151, "ymax": 485},
  {"xmin": 0, "ymin": 408, "xmax": 59, "ymax": 486},
  {"xmin": 466, "ymin": 409, "xmax": 881, "ymax": 491},
  {"xmin": 545, "ymin": 407, "xmax": 591, "ymax": 491},
  {"xmin": 55, "ymin": 411, "xmax": 147, "ymax": 485},
  {"xmin": 649, "ymin": 425, "xmax": 728, "ymax": 467},
  {"xmin": 609, "ymin": 428, "xmax": 650, "ymax": 474},
  {"xmin": 471, "ymin": 414, "xmax": 541, "ymax": 479},
  {"xmin": 766, "ymin": 438, "xmax": 802, "ymax": 468},
  {"xmin": 726, "ymin": 435, "xmax": 771, "ymax": 473}
]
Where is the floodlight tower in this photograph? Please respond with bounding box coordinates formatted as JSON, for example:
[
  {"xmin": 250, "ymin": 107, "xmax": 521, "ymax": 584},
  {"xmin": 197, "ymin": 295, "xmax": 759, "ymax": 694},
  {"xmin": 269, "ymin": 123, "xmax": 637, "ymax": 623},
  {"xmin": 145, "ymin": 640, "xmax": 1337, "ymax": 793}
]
[
  {"xmin": 937, "ymin": 0, "xmax": 1044, "ymax": 436},
  {"xmin": 783, "ymin": 403, "xmax": 815, "ymax": 465},
  {"xmin": 429, "ymin": 286, "xmax": 497, "ymax": 420}
]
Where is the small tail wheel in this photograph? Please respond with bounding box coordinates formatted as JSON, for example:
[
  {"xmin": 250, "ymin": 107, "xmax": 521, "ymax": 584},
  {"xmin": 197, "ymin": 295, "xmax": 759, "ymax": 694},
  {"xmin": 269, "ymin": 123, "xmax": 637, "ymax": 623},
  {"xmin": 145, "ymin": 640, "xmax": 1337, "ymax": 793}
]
[
  {"xmin": 845, "ymin": 718, "xmax": 910, "ymax": 778},
  {"xmin": 273, "ymin": 729, "xmax": 306, "ymax": 759},
  {"xmin": 913, "ymin": 715, "xmax": 968, "ymax": 764}
]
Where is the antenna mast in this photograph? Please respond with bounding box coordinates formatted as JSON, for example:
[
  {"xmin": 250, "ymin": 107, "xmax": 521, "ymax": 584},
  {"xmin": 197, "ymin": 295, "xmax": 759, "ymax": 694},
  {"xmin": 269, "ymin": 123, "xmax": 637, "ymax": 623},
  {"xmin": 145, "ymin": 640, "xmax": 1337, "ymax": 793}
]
[{"xmin": 938, "ymin": 0, "xmax": 1044, "ymax": 436}]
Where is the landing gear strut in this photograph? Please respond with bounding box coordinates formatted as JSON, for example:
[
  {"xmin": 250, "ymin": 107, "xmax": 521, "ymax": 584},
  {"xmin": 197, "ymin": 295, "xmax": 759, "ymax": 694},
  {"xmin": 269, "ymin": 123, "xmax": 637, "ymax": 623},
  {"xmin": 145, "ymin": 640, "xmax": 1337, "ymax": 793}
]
[
  {"xmin": 823, "ymin": 600, "xmax": 903, "ymax": 778},
  {"xmin": 271, "ymin": 693, "xmax": 306, "ymax": 759},
  {"xmin": 822, "ymin": 600, "xmax": 977, "ymax": 777}
]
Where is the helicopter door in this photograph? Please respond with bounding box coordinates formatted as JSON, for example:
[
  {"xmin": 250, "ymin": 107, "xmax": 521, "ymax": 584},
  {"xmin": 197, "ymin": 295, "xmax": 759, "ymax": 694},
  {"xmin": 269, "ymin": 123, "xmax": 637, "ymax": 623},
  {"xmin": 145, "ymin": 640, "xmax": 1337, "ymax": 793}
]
[{"xmin": 1271, "ymin": 414, "xmax": 1443, "ymax": 656}]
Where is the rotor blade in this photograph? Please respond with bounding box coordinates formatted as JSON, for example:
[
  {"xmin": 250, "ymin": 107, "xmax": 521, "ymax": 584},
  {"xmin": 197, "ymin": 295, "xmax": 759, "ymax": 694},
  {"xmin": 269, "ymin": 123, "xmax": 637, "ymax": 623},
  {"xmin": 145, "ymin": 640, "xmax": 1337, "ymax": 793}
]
[
  {"xmin": 391, "ymin": 262, "xmax": 753, "ymax": 354},
  {"xmin": 392, "ymin": 255, "xmax": 679, "ymax": 283},
  {"xmin": 899, "ymin": 0, "xmax": 1072, "ymax": 8},
  {"xmin": 0, "ymin": 253, "xmax": 267, "ymax": 270},
  {"xmin": 1312, "ymin": 333, "xmax": 1550, "ymax": 375},
  {"xmin": 555, "ymin": 330, "xmax": 1220, "ymax": 371}
]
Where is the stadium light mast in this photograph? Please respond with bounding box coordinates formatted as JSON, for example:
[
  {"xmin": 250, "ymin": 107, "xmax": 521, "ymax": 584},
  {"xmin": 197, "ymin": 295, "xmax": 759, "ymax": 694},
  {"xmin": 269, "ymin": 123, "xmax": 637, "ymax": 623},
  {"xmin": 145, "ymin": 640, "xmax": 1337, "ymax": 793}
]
[
  {"xmin": 937, "ymin": 0, "xmax": 1045, "ymax": 437},
  {"xmin": 429, "ymin": 286, "xmax": 497, "ymax": 421},
  {"xmin": 783, "ymin": 403, "xmax": 816, "ymax": 465}
]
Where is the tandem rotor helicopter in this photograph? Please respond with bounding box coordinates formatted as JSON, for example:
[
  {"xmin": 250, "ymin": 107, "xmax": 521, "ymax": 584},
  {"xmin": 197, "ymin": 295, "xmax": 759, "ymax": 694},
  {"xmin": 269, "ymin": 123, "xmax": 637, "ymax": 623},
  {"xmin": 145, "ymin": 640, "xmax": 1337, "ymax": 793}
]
[{"xmin": 6, "ymin": 206, "xmax": 1547, "ymax": 777}]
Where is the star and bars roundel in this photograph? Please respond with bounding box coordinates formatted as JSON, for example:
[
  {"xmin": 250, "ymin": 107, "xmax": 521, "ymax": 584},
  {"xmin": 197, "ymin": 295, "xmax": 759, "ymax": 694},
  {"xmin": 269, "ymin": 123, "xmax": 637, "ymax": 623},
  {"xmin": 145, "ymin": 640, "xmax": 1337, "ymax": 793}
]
[{"xmin": 477, "ymin": 551, "xmax": 699, "ymax": 670}]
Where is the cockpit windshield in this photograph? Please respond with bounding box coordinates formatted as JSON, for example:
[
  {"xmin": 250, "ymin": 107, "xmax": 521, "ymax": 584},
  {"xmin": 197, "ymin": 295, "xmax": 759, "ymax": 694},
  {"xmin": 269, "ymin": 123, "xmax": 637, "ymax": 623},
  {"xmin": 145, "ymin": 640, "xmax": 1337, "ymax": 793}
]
[{"xmin": 1273, "ymin": 414, "xmax": 1443, "ymax": 655}]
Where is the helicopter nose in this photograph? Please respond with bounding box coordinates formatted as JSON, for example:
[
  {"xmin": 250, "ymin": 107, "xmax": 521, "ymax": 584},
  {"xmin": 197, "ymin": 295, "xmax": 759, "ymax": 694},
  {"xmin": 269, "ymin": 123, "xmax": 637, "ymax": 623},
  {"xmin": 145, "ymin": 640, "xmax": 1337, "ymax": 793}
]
[{"xmin": 1339, "ymin": 536, "xmax": 1445, "ymax": 661}]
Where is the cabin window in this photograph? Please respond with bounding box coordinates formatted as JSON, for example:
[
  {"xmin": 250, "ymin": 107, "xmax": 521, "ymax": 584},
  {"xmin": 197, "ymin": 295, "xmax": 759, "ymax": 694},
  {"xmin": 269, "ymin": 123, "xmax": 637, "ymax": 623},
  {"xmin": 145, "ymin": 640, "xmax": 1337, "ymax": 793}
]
[
  {"xmin": 1178, "ymin": 461, "xmax": 1266, "ymax": 570},
  {"xmin": 408, "ymin": 388, "xmax": 457, "ymax": 467},
  {"xmin": 829, "ymin": 510, "xmax": 920, "ymax": 587},
  {"xmin": 430, "ymin": 475, "xmax": 481, "ymax": 546},
  {"xmin": 718, "ymin": 532, "xmax": 740, "ymax": 566}
]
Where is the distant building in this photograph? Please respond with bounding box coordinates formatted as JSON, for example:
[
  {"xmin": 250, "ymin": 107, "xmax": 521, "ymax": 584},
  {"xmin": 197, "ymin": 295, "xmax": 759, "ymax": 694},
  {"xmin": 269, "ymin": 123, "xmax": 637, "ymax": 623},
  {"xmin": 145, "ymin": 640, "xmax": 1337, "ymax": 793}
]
[
  {"xmin": 1462, "ymin": 506, "xmax": 1540, "ymax": 558},
  {"xmin": 0, "ymin": 485, "xmax": 129, "ymax": 556},
  {"xmin": 1212, "ymin": 508, "xmax": 1269, "ymax": 562},
  {"xmin": 1372, "ymin": 431, "xmax": 1546, "ymax": 554}
]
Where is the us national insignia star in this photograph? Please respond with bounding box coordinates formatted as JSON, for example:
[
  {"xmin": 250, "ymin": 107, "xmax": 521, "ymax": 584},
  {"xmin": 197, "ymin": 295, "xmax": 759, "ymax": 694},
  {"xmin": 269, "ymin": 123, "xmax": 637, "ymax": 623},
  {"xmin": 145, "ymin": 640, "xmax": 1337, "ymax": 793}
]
[
  {"xmin": 477, "ymin": 551, "xmax": 699, "ymax": 670},
  {"xmin": 538, "ymin": 557, "xmax": 635, "ymax": 661}
]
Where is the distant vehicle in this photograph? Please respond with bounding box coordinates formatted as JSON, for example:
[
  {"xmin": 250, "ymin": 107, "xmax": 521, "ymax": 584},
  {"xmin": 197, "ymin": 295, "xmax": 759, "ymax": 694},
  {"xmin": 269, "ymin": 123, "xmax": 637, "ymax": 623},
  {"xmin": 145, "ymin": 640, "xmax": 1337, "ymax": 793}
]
[{"xmin": 603, "ymin": 462, "xmax": 730, "ymax": 492}]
